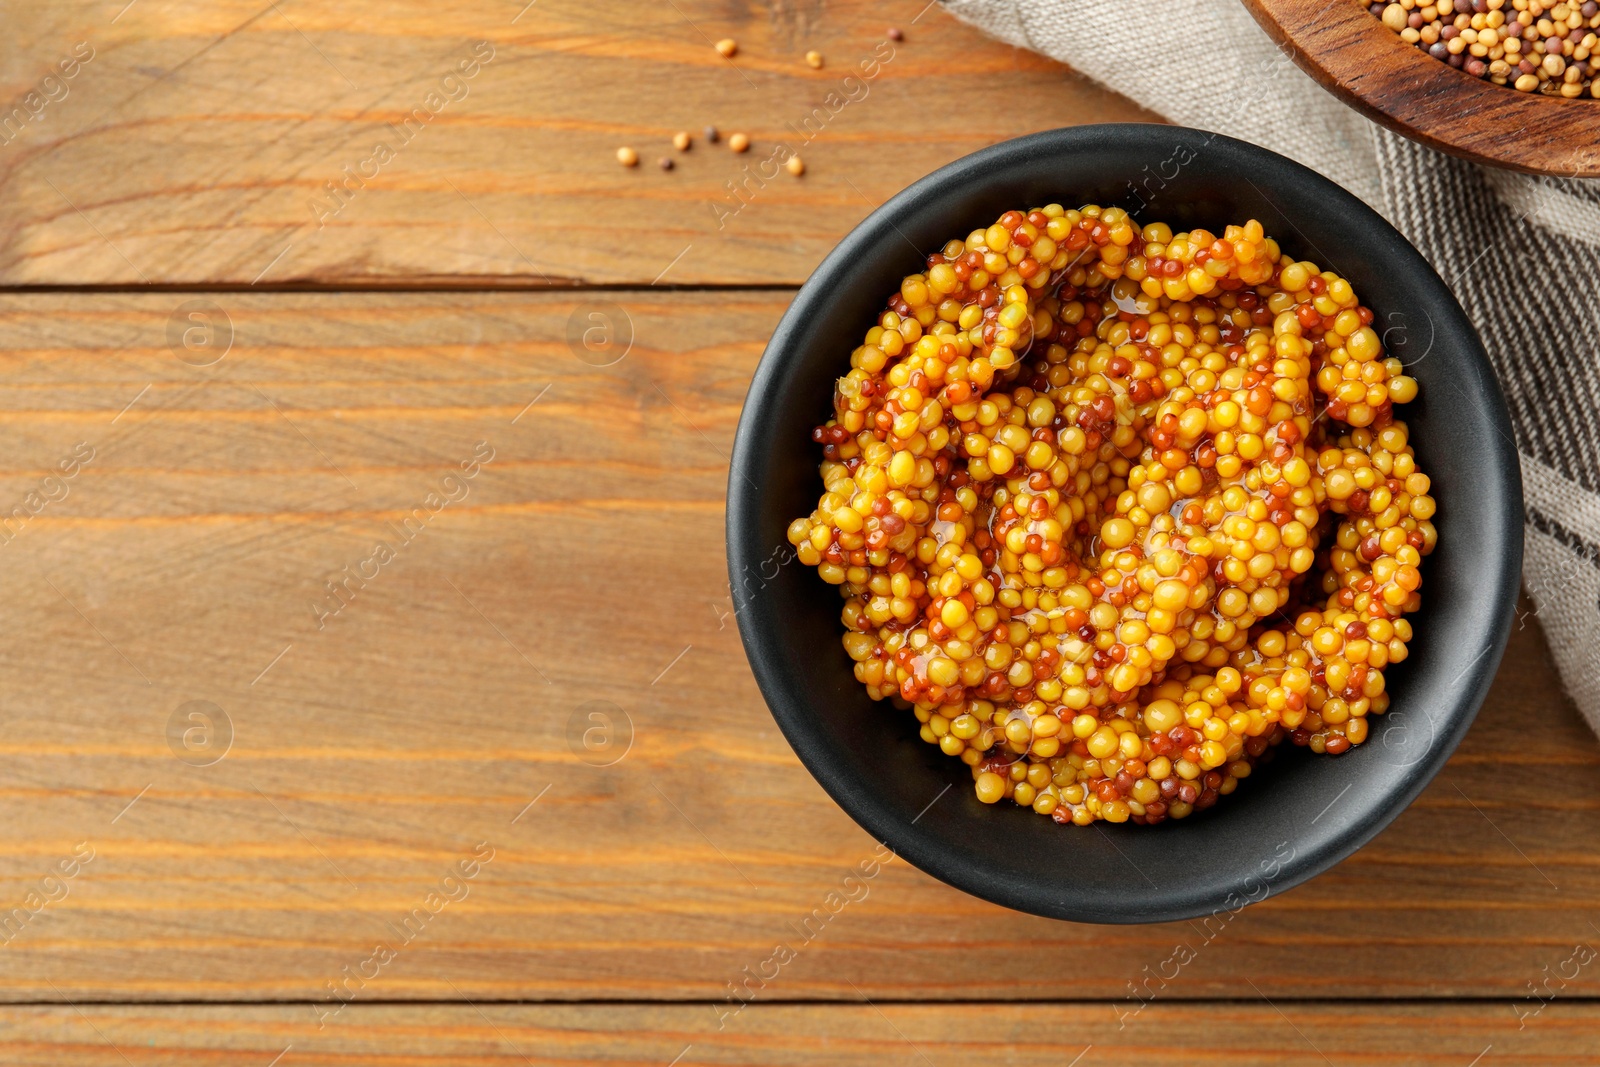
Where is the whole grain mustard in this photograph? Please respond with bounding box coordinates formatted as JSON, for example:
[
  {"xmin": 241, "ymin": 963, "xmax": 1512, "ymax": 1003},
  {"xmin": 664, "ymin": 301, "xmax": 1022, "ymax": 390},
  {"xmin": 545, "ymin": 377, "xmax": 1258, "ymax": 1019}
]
[{"xmin": 789, "ymin": 205, "xmax": 1436, "ymax": 825}]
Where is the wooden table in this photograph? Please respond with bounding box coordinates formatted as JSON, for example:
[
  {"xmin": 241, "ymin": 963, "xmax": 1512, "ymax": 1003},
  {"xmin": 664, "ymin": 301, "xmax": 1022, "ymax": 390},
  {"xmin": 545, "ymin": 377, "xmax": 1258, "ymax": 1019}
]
[{"xmin": 0, "ymin": 2, "xmax": 1593, "ymax": 1063}]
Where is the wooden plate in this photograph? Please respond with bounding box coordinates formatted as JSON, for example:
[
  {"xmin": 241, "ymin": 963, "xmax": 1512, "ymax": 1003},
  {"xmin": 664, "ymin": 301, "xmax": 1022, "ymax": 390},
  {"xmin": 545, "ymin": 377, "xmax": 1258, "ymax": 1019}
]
[{"xmin": 1243, "ymin": 0, "xmax": 1600, "ymax": 176}]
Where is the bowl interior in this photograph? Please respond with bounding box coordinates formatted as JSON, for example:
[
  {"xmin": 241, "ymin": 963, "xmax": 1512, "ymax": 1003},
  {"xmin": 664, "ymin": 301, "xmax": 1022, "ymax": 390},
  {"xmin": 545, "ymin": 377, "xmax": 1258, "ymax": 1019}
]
[{"xmin": 728, "ymin": 124, "xmax": 1522, "ymax": 924}]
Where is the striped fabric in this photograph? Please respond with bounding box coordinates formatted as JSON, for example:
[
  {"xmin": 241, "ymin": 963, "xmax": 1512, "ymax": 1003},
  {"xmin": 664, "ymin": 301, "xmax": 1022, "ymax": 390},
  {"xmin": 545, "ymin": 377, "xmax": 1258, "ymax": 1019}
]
[{"xmin": 944, "ymin": 0, "xmax": 1600, "ymax": 731}]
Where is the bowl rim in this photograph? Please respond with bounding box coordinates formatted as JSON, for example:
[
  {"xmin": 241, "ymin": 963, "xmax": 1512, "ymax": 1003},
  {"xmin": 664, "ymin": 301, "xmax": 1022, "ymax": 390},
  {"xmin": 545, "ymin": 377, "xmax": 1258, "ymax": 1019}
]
[{"xmin": 727, "ymin": 122, "xmax": 1523, "ymax": 924}]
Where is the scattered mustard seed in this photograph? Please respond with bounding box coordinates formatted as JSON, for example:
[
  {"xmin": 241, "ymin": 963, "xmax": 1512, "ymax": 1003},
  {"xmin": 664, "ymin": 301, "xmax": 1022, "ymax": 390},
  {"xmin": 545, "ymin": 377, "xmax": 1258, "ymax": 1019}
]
[
  {"xmin": 728, "ymin": 132, "xmax": 750, "ymax": 152},
  {"xmin": 616, "ymin": 146, "xmax": 639, "ymax": 167},
  {"xmin": 704, "ymin": 125, "xmax": 720, "ymax": 143},
  {"xmin": 715, "ymin": 38, "xmax": 738, "ymax": 57},
  {"xmin": 805, "ymin": 50, "xmax": 824, "ymax": 68},
  {"xmin": 785, "ymin": 154, "xmax": 805, "ymax": 176},
  {"xmin": 659, "ymin": 156, "xmax": 674, "ymax": 170},
  {"xmin": 672, "ymin": 131, "xmax": 692, "ymax": 151},
  {"xmin": 887, "ymin": 27, "xmax": 903, "ymax": 41}
]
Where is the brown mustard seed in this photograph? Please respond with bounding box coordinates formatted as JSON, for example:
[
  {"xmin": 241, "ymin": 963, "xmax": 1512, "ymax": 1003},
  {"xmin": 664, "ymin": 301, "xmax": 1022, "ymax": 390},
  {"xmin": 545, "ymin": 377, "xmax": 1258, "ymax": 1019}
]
[
  {"xmin": 785, "ymin": 154, "xmax": 805, "ymax": 176},
  {"xmin": 728, "ymin": 132, "xmax": 750, "ymax": 152},
  {"xmin": 887, "ymin": 26, "xmax": 903, "ymax": 40},
  {"xmin": 704, "ymin": 125, "xmax": 720, "ymax": 143},
  {"xmin": 715, "ymin": 38, "xmax": 738, "ymax": 57},
  {"xmin": 1364, "ymin": 0, "xmax": 1600, "ymax": 98},
  {"xmin": 672, "ymin": 131, "xmax": 692, "ymax": 151},
  {"xmin": 805, "ymin": 50, "xmax": 824, "ymax": 68},
  {"xmin": 616, "ymin": 146, "xmax": 639, "ymax": 167},
  {"xmin": 658, "ymin": 156, "xmax": 674, "ymax": 170}
]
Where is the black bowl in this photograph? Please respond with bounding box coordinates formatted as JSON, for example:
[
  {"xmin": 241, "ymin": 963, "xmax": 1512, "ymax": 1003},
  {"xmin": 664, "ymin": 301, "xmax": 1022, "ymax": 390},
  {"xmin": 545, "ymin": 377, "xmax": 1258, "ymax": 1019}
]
[{"xmin": 726, "ymin": 124, "xmax": 1522, "ymax": 924}]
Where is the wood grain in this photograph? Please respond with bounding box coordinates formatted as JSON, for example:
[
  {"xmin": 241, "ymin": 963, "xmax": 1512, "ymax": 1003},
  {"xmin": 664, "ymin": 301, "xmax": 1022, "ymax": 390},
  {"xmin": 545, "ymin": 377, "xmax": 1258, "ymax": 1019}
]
[
  {"xmin": 0, "ymin": 1002, "xmax": 1596, "ymax": 1065},
  {"xmin": 0, "ymin": 290, "xmax": 1591, "ymax": 1004},
  {"xmin": 0, "ymin": 0, "xmax": 1158, "ymax": 287},
  {"xmin": 1243, "ymin": 0, "xmax": 1600, "ymax": 176},
  {"xmin": 3, "ymin": 0, "xmax": 1581, "ymax": 1049}
]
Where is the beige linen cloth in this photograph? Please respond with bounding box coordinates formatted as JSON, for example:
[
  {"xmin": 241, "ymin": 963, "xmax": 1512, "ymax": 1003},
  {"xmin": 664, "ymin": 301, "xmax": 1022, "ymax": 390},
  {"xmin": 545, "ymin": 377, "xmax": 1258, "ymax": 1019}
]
[{"xmin": 942, "ymin": 0, "xmax": 1600, "ymax": 730}]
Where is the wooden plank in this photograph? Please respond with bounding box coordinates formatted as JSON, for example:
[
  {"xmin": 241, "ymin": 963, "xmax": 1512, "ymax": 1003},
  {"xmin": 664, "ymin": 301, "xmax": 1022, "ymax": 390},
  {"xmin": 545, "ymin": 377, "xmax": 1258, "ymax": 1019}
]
[
  {"xmin": 0, "ymin": 290, "xmax": 1593, "ymax": 1003},
  {"xmin": 0, "ymin": 1002, "xmax": 1595, "ymax": 1065},
  {"xmin": 0, "ymin": 0, "xmax": 1159, "ymax": 288}
]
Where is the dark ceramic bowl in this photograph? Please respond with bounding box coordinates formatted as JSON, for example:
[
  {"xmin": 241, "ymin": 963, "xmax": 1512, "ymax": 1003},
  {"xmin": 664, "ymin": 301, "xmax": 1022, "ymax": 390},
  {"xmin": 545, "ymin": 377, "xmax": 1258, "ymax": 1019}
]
[{"xmin": 727, "ymin": 124, "xmax": 1522, "ymax": 924}]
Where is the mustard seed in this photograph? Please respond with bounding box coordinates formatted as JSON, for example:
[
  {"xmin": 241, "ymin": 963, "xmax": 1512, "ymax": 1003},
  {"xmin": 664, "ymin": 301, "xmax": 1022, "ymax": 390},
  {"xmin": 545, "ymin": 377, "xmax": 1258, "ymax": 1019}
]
[
  {"xmin": 887, "ymin": 27, "xmax": 903, "ymax": 40},
  {"xmin": 704, "ymin": 125, "xmax": 720, "ymax": 143},
  {"xmin": 673, "ymin": 131, "xmax": 692, "ymax": 151},
  {"xmin": 1365, "ymin": 0, "xmax": 1600, "ymax": 97},
  {"xmin": 785, "ymin": 154, "xmax": 805, "ymax": 175},
  {"xmin": 715, "ymin": 38, "xmax": 738, "ymax": 57},
  {"xmin": 728, "ymin": 132, "xmax": 750, "ymax": 152},
  {"xmin": 658, "ymin": 156, "xmax": 674, "ymax": 170},
  {"xmin": 805, "ymin": 50, "xmax": 824, "ymax": 68},
  {"xmin": 616, "ymin": 146, "xmax": 638, "ymax": 167}
]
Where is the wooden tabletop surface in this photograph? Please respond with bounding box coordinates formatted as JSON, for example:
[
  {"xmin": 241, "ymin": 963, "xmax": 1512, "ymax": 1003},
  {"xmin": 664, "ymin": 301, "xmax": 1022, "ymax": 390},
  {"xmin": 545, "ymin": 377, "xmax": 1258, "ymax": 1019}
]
[{"xmin": 0, "ymin": 1, "xmax": 1593, "ymax": 1063}]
